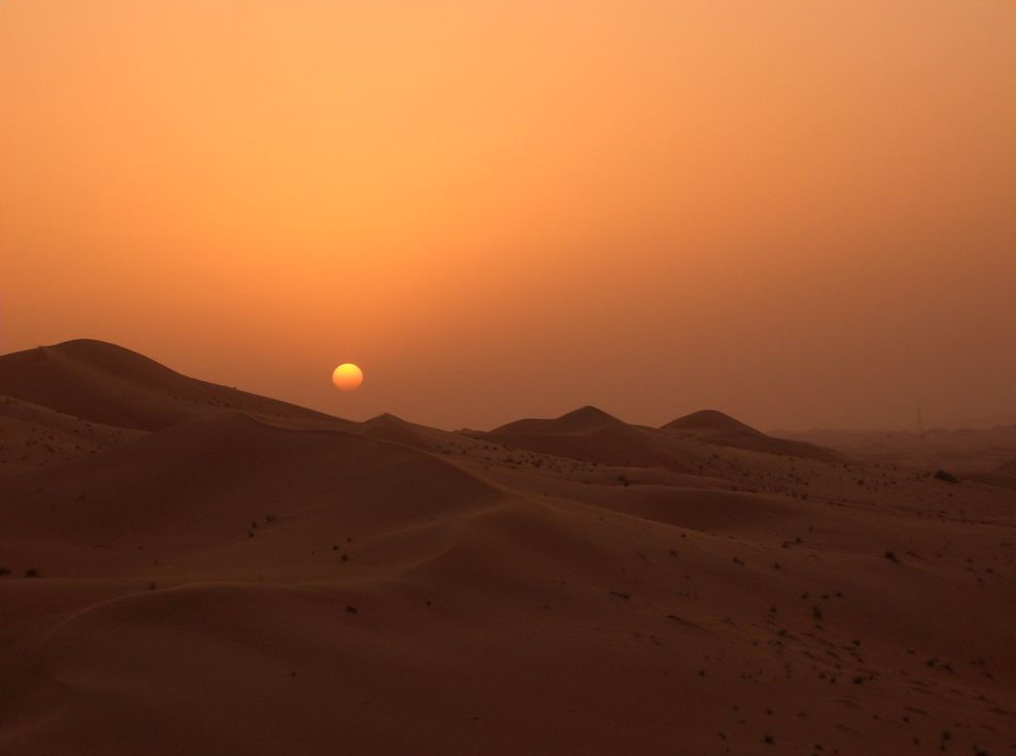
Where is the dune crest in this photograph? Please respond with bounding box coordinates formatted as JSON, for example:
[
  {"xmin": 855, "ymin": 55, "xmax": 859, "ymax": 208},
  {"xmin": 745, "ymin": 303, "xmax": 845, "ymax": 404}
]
[
  {"xmin": 662, "ymin": 409, "xmax": 847, "ymax": 463},
  {"xmin": 0, "ymin": 339, "xmax": 345, "ymax": 432}
]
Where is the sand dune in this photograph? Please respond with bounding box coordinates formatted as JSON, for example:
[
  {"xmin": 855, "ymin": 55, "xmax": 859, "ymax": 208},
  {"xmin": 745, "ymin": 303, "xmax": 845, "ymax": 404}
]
[
  {"xmin": 663, "ymin": 410, "xmax": 848, "ymax": 463},
  {"xmin": 355, "ymin": 412, "xmax": 467, "ymax": 454},
  {"xmin": 1, "ymin": 411, "xmax": 502, "ymax": 583},
  {"xmin": 476, "ymin": 406, "xmax": 704, "ymax": 472},
  {"xmin": 0, "ymin": 395, "xmax": 147, "ymax": 474},
  {"xmin": 1, "ymin": 343, "xmax": 1013, "ymax": 756},
  {"xmin": 492, "ymin": 405, "xmax": 626, "ymax": 435},
  {"xmin": 479, "ymin": 406, "xmax": 847, "ymax": 473},
  {"xmin": 0, "ymin": 340, "xmax": 345, "ymax": 432}
]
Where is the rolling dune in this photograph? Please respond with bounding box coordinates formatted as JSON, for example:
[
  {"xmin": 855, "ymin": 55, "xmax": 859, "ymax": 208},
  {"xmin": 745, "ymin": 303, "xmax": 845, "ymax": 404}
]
[
  {"xmin": 0, "ymin": 340, "xmax": 345, "ymax": 432},
  {"xmin": 663, "ymin": 410, "xmax": 848, "ymax": 463},
  {"xmin": 1, "ymin": 342, "xmax": 1013, "ymax": 756}
]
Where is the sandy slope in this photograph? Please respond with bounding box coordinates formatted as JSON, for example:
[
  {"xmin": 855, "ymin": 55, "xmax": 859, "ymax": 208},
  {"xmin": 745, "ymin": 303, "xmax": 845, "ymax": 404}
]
[
  {"xmin": 1, "ymin": 342, "xmax": 1013, "ymax": 756},
  {"xmin": 0, "ymin": 340, "xmax": 346, "ymax": 432},
  {"xmin": 663, "ymin": 410, "xmax": 848, "ymax": 463},
  {"xmin": 0, "ymin": 395, "xmax": 148, "ymax": 475}
]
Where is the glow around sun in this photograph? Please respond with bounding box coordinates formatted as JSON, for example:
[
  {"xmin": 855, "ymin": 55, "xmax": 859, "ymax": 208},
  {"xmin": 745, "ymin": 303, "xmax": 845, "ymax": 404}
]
[{"xmin": 332, "ymin": 363, "xmax": 364, "ymax": 391}]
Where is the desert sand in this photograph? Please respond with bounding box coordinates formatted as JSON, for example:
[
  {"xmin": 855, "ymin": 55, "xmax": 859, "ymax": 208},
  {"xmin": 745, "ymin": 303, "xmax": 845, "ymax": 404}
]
[{"xmin": 1, "ymin": 340, "xmax": 1013, "ymax": 756}]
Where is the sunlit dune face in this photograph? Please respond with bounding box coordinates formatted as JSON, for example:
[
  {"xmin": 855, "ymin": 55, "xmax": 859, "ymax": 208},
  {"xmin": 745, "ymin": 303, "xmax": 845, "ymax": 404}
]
[{"xmin": 331, "ymin": 363, "xmax": 363, "ymax": 392}]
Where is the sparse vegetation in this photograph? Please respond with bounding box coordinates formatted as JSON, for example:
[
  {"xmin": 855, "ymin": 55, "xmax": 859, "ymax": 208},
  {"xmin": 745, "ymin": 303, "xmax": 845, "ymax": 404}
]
[
  {"xmin": 934, "ymin": 469, "xmax": 958, "ymax": 483},
  {"xmin": 3, "ymin": 345, "xmax": 1014, "ymax": 755}
]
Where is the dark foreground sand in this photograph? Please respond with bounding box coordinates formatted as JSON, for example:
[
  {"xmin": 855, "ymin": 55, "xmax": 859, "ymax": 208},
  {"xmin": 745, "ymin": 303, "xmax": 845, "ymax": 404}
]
[{"xmin": 2, "ymin": 341, "xmax": 1013, "ymax": 756}]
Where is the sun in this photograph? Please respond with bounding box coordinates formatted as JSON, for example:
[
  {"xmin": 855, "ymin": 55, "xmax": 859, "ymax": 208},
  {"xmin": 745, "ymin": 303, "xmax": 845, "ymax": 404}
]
[{"xmin": 331, "ymin": 363, "xmax": 363, "ymax": 391}]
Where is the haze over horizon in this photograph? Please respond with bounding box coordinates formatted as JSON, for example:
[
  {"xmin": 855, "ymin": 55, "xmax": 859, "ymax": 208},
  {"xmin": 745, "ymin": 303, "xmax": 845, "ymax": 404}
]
[
  {"xmin": 2, "ymin": 5, "xmax": 1015, "ymax": 756},
  {"xmin": 2, "ymin": 1, "xmax": 1014, "ymax": 432}
]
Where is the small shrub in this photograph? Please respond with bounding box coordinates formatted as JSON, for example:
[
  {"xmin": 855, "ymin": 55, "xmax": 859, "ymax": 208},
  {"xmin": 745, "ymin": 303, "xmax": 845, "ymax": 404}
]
[
  {"xmin": 0, "ymin": 566, "xmax": 10, "ymax": 577},
  {"xmin": 884, "ymin": 551, "xmax": 900, "ymax": 563},
  {"xmin": 24, "ymin": 568, "xmax": 39, "ymax": 578},
  {"xmin": 934, "ymin": 469, "xmax": 958, "ymax": 483}
]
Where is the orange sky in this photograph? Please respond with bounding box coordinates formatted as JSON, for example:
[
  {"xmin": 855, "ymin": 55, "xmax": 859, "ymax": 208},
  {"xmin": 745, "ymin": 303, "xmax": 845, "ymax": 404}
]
[{"xmin": 2, "ymin": 1, "xmax": 1013, "ymax": 431}]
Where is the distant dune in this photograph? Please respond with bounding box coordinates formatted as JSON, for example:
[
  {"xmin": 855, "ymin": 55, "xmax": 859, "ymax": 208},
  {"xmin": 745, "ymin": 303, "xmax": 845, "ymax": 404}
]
[
  {"xmin": 476, "ymin": 405, "xmax": 847, "ymax": 470},
  {"xmin": 355, "ymin": 412, "xmax": 464, "ymax": 453},
  {"xmin": 662, "ymin": 409, "xmax": 848, "ymax": 463},
  {"xmin": 492, "ymin": 404, "xmax": 625, "ymax": 435},
  {"xmin": 475, "ymin": 406, "xmax": 704, "ymax": 472},
  {"xmin": 1, "ymin": 341, "xmax": 1013, "ymax": 756},
  {"xmin": 775, "ymin": 424, "xmax": 1016, "ymax": 473}
]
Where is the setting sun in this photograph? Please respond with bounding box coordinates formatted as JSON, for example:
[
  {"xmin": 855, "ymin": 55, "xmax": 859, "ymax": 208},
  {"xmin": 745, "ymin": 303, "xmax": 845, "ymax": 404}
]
[{"xmin": 331, "ymin": 363, "xmax": 363, "ymax": 392}]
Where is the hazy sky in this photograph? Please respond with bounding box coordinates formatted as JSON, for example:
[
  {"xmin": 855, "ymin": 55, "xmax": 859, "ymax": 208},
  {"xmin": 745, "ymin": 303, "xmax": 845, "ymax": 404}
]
[{"xmin": 2, "ymin": 1, "xmax": 1013, "ymax": 431}]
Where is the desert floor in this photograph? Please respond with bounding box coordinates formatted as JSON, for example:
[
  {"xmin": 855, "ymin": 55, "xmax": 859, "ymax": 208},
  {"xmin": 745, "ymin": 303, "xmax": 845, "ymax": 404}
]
[{"xmin": 2, "ymin": 341, "xmax": 1013, "ymax": 756}]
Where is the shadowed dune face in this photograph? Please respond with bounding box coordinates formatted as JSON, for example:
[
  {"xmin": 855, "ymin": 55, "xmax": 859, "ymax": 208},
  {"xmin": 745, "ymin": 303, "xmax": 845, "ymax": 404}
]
[
  {"xmin": 2, "ymin": 411, "xmax": 502, "ymax": 580},
  {"xmin": 661, "ymin": 410, "xmax": 849, "ymax": 463},
  {"xmin": 480, "ymin": 420, "xmax": 702, "ymax": 472},
  {"xmin": 663, "ymin": 409, "xmax": 762, "ymax": 435},
  {"xmin": 492, "ymin": 405, "xmax": 625, "ymax": 435},
  {"xmin": 0, "ymin": 395, "xmax": 148, "ymax": 474},
  {"xmin": 478, "ymin": 405, "xmax": 846, "ymax": 470},
  {"xmin": 1, "ymin": 342, "xmax": 1014, "ymax": 756},
  {"xmin": 0, "ymin": 340, "xmax": 345, "ymax": 432}
]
